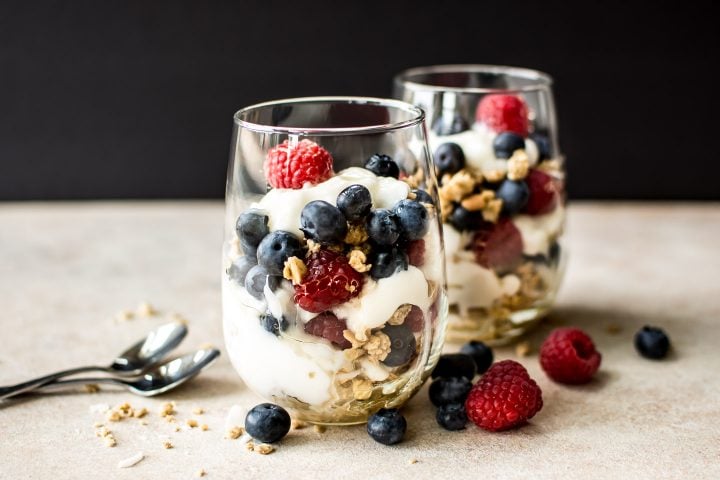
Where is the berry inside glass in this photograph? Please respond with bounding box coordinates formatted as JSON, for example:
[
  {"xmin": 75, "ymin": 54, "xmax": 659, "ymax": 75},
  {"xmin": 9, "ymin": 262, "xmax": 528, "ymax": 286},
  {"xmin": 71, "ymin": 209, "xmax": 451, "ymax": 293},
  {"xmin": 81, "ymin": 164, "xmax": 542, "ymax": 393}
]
[
  {"xmin": 223, "ymin": 97, "xmax": 448, "ymax": 425},
  {"xmin": 394, "ymin": 65, "xmax": 566, "ymax": 344}
]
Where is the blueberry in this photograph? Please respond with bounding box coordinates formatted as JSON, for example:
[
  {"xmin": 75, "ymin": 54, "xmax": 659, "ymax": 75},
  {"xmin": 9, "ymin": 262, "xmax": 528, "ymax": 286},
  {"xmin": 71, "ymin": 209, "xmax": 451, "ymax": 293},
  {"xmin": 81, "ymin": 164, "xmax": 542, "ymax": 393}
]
[
  {"xmin": 449, "ymin": 206, "xmax": 487, "ymax": 231},
  {"xmin": 428, "ymin": 377, "xmax": 472, "ymax": 407},
  {"xmin": 496, "ymin": 179, "xmax": 530, "ymax": 215},
  {"xmin": 227, "ymin": 255, "xmax": 256, "ymax": 285},
  {"xmin": 365, "ymin": 154, "xmax": 400, "ymax": 179},
  {"xmin": 259, "ymin": 312, "xmax": 288, "ymax": 336},
  {"xmin": 433, "ymin": 143, "xmax": 465, "ymax": 178},
  {"xmin": 432, "ymin": 114, "xmax": 469, "ymax": 136},
  {"xmin": 436, "ymin": 403, "xmax": 468, "ymax": 431},
  {"xmin": 393, "ymin": 199, "xmax": 429, "ymax": 241},
  {"xmin": 366, "ymin": 209, "xmax": 401, "ymax": 245},
  {"xmin": 530, "ymin": 132, "xmax": 552, "ymax": 160},
  {"xmin": 431, "ymin": 353, "xmax": 477, "ymax": 380},
  {"xmin": 337, "ymin": 184, "xmax": 372, "ymax": 222},
  {"xmin": 257, "ymin": 231, "xmax": 304, "ymax": 274},
  {"xmin": 381, "ymin": 323, "xmax": 416, "ymax": 367},
  {"xmin": 493, "ymin": 132, "xmax": 526, "ymax": 159},
  {"xmin": 236, "ymin": 210, "xmax": 270, "ymax": 256},
  {"xmin": 412, "ymin": 189, "xmax": 433, "ymax": 204},
  {"xmin": 369, "ymin": 247, "xmax": 408, "ymax": 280},
  {"xmin": 366, "ymin": 408, "xmax": 406, "ymax": 445},
  {"xmin": 245, "ymin": 265, "xmax": 281, "ymax": 299},
  {"xmin": 300, "ymin": 200, "xmax": 348, "ymax": 244},
  {"xmin": 459, "ymin": 341, "xmax": 494, "ymax": 374},
  {"xmin": 634, "ymin": 326, "xmax": 671, "ymax": 359},
  {"xmin": 244, "ymin": 403, "xmax": 291, "ymax": 443}
]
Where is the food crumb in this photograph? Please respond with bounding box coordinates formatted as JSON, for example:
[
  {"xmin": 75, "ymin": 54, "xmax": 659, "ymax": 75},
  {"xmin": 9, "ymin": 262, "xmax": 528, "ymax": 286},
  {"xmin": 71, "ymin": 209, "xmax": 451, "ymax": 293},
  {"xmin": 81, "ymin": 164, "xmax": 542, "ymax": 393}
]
[
  {"xmin": 134, "ymin": 407, "xmax": 148, "ymax": 419},
  {"xmin": 200, "ymin": 424, "xmax": 209, "ymax": 431},
  {"xmin": 606, "ymin": 323, "xmax": 622, "ymax": 335},
  {"xmin": 186, "ymin": 419, "xmax": 199, "ymax": 428},
  {"xmin": 105, "ymin": 436, "xmax": 117, "ymax": 448},
  {"xmin": 255, "ymin": 443, "xmax": 275, "ymax": 455},
  {"xmin": 409, "ymin": 459, "xmax": 419, "ymax": 465},
  {"xmin": 313, "ymin": 425, "xmax": 326, "ymax": 434},
  {"xmin": 192, "ymin": 407, "xmax": 205, "ymax": 415},
  {"xmin": 195, "ymin": 469, "xmax": 207, "ymax": 477},
  {"xmin": 163, "ymin": 441, "xmax": 174, "ymax": 449},
  {"xmin": 291, "ymin": 419, "xmax": 307, "ymax": 430},
  {"xmin": 226, "ymin": 426, "xmax": 244, "ymax": 439},
  {"xmin": 114, "ymin": 310, "xmax": 134, "ymax": 323},
  {"xmin": 245, "ymin": 441, "xmax": 255, "ymax": 452},
  {"xmin": 136, "ymin": 301, "xmax": 157, "ymax": 317},
  {"xmin": 174, "ymin": 426, "xmax": 181, "ymax": 432},
  {"xmin": 93, "ymin": 422, "xmax": 104, "ymax": 429},
  {"xmin": 515, "ymin": 340, "xmax": 532, "ymax": 357},
  {"xmin": 159, "ymin": 402, "xmax": 176, "ymax": 418}
]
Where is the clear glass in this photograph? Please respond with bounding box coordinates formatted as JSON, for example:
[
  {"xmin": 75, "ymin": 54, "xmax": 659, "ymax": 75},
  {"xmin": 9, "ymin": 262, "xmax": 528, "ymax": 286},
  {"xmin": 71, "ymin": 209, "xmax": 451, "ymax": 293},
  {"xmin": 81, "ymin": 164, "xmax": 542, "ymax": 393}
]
[
  {"xmin": 394, "ymin": 65, "xmax": 566, "ymax": 345},
  {"xmin": 222, "ymin": 97, "xmax": 448, "ymax": 424}
]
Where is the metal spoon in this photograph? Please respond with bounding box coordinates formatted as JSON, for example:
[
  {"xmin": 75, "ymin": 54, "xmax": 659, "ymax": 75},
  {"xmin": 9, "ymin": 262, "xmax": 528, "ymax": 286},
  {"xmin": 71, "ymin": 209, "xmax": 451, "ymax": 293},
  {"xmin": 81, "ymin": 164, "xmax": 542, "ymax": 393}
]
[
  {"xmin": 0, "ymin": 322, "xmax": 188, "ymax": 400},
  {"xmin": 35, "ymin": 348, "xmax": 221, "ymax": 397}
]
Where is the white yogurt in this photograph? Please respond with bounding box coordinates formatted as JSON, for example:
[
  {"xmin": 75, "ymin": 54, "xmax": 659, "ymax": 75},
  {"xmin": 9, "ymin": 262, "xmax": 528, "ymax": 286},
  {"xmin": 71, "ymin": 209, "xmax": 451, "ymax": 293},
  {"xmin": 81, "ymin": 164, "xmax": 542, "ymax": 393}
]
[{"xmin": 513, "ymin": 204, "xmax": 565, "ymax": 256}]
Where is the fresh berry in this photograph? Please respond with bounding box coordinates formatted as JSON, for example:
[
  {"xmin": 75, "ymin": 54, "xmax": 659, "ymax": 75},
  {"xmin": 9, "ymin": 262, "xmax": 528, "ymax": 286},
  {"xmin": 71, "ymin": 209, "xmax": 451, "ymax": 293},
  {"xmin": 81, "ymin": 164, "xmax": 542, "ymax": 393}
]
[
  {"xmin": 433, "ymin": 143, "xmax": 466, "ymax": 178},
  {"xmin": 412, "ymin": 189, "xmax": 433, "ymax": 204},
  {"xmin": 369, "ymin": 247, "xmax": 408, "ymax": 280},
  {"xmin": 465, "ymin": 360, "xmax": 543, "ymax": 431},
  {"xmin": 294, "ymin": 249, "xmax": 363, "ymax": 313},
  {"xmin": 366, "ymin": 209, "xmax": 401, "ymax": 245},
  {"xmin": 244, "ymin": 403, "xmax": 291, "ymax": 443},
  {"xmin": 337, "ymin": 184, "xmax": 372, "ymax": 222},
  {"xmin": 436, "ymin": 403, "xmax": 468, "ymax": 431},
  {"xmin": 300, "ymin": 200, "xmax": 348, "ymax": 244},
  {"xmin": 432, "ymin": 113, "xmax": 469, "ymax": 136},
  {"xmin": 365, "ymin": 154, "xmax": 400, "ymax": 179},
  {"xmin": 450, "ymin": 206, "xmax": 486, "ymax": 231},
  {"xmin": 256, "ymin": 231, "xmax": 304, "ymax": 275},
  {"xmin": 393, "ymin": 199, "xmax": 429, "ymax": 241},
  {"xmin": 540, "ymin": 327, "xmax": 602, "ymax": 384},
  {"xmin": 523, "ymin": 169, "xmax": 559, "ymax": 215},
  {"xmin": 259, "ymin": 312, "xmax": 288, "ymax": 336},
  {"xmin": 476, "ymin": 94, "xmax": 530, "ymax": 137},
  {"xmin": 429, "ymin": 376, "xmax": 473, "ymax": 407},
  {"xmin": 227, "ymin": 255, "xmax": 257, "ymax": 285},
  {"xmin": 493, "ymin": 132, "xmax": 526, "ymax": 159},
  {"xmin": 236, "ymin": 210, "xmax": 270, "ymax": 256},
  {"xmin": 245, "ymin": 265, "xmax": 281, "ymax": 299},
  {"xmin": 529, "ymin": 132, "xmax": 552, "ymax": 160},
  {"xmin": 367, "ymin": 408, "xmax": 406, "ymax": 445},
  {"xmin": 634, "ymin": 326, "xmax": 671, "ymax": 359},
  {"xmin": 432, "ymin": 353, "xmax": 477, "ymax": 380},
  {"xmin": 264, "ymin": 139, "xmax": 334, "ymax": 189},
  {"xmin": 459, "ymin": 341, "xmax": 494, "ymax": 374},
  {"xmin": 381, "ymin": 323, "xmax": 416, "ymax": 367},
  {"xmin": 496, "ymin": 179, "xmax": 530, "ymax": 215},
  {"xmin": 404, "ymin": 304, "xmax": 424, "ymax": 332},
  {"xmin": 469, "ymin": 219, "xmax": 524, "ymax": 271},
  {"xmin": 406, "ymin": 239, "xmax": 425, "ymax": 267},
  {"xmin": 304, "ymin": 312, "xmax": 351, "ymax": 349}
]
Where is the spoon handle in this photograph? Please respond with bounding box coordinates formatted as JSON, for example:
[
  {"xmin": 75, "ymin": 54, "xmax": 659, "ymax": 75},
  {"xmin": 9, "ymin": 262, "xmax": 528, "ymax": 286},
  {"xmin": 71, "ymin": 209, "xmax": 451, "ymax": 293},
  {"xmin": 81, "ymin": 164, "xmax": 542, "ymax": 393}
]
[
  {"xmin": 30, "ymin": 376, "xmax": 129, "ymax": 392},
  {"xmin": 0, "ymin": 366, "xmax": 107, "ymax": 400}
]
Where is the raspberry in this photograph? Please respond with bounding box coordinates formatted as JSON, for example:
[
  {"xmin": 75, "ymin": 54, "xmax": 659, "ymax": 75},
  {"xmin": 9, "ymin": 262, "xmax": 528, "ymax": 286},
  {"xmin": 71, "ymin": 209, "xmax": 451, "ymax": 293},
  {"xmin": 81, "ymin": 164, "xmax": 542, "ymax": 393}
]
[
  {"xmin": 406, "ymin": 239, "xmax": 425, "ymax": 267},
  {"xmin": 404, "ymin": 304, "xmax": 424, "ymax": 332},
  {"xmin": 469, "ymin": 219, "xmax": 523, "ymax": 271},
  {"xmin": 524, "ymin": 169, "xmax": 560, "ymax": 215},
  {"xmin": 264, "ymin": 139, "xmax": 334, "ymax": 189},
  {"xmin": 294, "ymin": 249, "xmax": 363, "ymax": 313},
  {"xmin": 476, "ymin": 94, "xmax": 530, "ymax": 137},
  {"xmin": 540, "ymin": 328, "xmax": 601, "ymax": 384},
  {"xmin": 304, "ymin": 312, "xmax": 351, "ymax": 349},
  {"xmin": 465, "ymin": 360, "xmax": 543, "ymax": 432}
]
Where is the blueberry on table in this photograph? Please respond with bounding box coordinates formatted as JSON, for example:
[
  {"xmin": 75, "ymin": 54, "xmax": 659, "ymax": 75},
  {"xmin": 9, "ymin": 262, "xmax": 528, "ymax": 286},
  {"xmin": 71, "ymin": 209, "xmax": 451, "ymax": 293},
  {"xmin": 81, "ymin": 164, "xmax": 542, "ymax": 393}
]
[
  {"xmin": 236, "ymin": 210, "xmax": 270, "ymax": 255},
  {"xmin": 227, "ymin": 255, "xmax": 256, "ymax": 285},
  {"xmin": 496, "ymin": 179, "xmax": 530, "ymax": 215},
  {"xmin": 459, "ymin": 340, "xmax": 494, "ymax": 374},
  {"xmin": 412, "ymin": 189, "xmax": 433, "ymax": 204},
  {"xmin": 449, "ymin": 206, "xmax": 487, "ymax": 231},
  {"xmin": 493, "ymin": 132, "xmax": 526, "ymax": 159},
  {"xmin": 367, "ymin": 408, "xmax": 407, "ymax": 445},
  {"xmin": 244, "ymin": 403, "xmax": 291, "ymax": 443},
  {"xmin": 257, "ymin": 230, "xmax": 304, "ymax": 274},
  {"xmin": 432, "ymin": 113, "xmax": 469, "ymax": 136},
  {"xmin": 300, "ymin": 200, "xmax": 348, "ymax": 244},
  {"xmin": 431, "ymin": 353, "xmax": 477, "ymax": 380},
  {"xmin": 433, "ymin": 142, "xmax": 466, "ymax": 178},
  {"xmin": 366, "ymin": 209, "xmax": 402, "ymax": 245},
  {"xmin": 259, "ymin": 312, "xmax": 288, "ymax": 336},
  {"xmin": 381, "ymin": 323, "xmax": 417, "ymax": 367},
  {"xmin": 634, "ymin": 326, "xmax": 671, "ymax": 359},
  {"xmin": 365, "ymin": 154, "xmax": 400, "ymax": 179},
  {"xmin": 436, "ymin": 403, "xmax": 468, "ymax": 431},
  {"xmin": 428, "ymin": 377, "xmax": 473, "ymax": 407},
  {"xmin": 245, "ymin": 265, "xmax": 280, "ymax": 299},
  {"xmin": 337, "ymin": 184, "xmax": 372, "ymax": 222},
  {"xmin": 369, "ymin": 247, "xmax": 408, "ymax": 280},
  {"xmin": 393, "ymin": 199, "xmax": 429, "ymax": 241}
]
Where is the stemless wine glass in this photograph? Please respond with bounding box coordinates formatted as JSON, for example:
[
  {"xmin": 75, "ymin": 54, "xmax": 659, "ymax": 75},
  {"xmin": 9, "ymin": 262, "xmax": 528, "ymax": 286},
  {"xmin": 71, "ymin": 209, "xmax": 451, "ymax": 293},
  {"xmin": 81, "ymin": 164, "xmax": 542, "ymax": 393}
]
[
  {"xmin": 222, "ymin": 97, "xmax": 448, "ymax": 425},
  {"xmin": 394, "ymin": 65, "xmax": 566, "ymax": 345}
]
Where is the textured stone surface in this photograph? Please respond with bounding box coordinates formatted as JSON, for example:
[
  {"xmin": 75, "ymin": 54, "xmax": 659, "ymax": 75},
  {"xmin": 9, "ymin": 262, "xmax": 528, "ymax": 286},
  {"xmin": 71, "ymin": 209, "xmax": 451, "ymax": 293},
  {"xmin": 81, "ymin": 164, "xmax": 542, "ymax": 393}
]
[{"xmin": 1, "ymin": 202, "xmax": 719, "ymax": 479}]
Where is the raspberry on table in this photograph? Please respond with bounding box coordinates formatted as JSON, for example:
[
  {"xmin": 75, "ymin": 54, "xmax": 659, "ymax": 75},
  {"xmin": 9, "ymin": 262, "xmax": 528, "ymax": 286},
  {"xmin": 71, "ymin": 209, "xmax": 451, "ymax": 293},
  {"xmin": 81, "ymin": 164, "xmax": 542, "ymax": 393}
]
[
  {"xmin": 304, "ymin": 312, "xmax": 351, "ymax": 349},
  {"xmin": 523, "ymin": 169, "xmax": 560, "ymax": 216},
  {"xmin": 469, "ymin": 219, "xmax": 524, "ymax": 271},
  {"xmin": 540, "ymin": 327, "xmax": 602, "ymax": 384},
  {"xmin": 475, "ymin": 94, "xmax": 530, "ymax": 137},
  {"xmin": 465, "ymin": 360, "xmax": 543, "ymax": 432},
  {"xmin": 264, "ymin": 139, "xmax": 334, "ymax": 189},
  {"xmin": 294, "ymin": 249, "xmax": 363, "ymax": 313}
]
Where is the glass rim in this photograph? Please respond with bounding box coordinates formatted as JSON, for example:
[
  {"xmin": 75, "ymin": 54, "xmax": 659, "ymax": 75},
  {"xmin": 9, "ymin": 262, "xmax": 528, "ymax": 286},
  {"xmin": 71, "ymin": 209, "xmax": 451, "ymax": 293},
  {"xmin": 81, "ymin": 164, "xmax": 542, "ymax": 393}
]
[
  {"xmin": 233, "ymin": 96, "xmax": 426, "ymax": 135},
  {"xmin": 394, "ymin": 64, "xmax": 553, "ymax": 94}
]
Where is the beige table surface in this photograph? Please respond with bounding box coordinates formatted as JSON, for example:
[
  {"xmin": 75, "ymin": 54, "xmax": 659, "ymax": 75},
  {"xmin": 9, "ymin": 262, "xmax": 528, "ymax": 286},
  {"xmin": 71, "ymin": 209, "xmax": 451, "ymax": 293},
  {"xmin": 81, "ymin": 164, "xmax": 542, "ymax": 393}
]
[{"xmin": 1, "ymin": 202, "xmax": 719, "ymax": 480}]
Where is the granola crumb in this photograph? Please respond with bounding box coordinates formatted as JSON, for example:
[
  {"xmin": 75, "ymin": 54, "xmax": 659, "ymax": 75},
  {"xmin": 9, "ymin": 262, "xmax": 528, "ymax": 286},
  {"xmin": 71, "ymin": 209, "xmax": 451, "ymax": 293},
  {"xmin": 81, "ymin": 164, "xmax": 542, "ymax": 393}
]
[
  {"xmin": 165, "ymin": 415, "xmax": 177, "ymax": 424},
  {"xmin": 160, "ymin": 402, "xmax": 176, "ymax": 418},
  {"xmin": 106, "ymin": 410, "xmax": 122, "ymax": 422},
  {"xmin": 136, "ymin": 301, "xmax": 157, "ymax": 317},
  {"xmin": 481, "ymin": 199, "xmax": 503, "ymax": 223},
  {"xmin": 200, "ymin": 424, "xmax": 209, "ymax": 431},
  {"xmin": 186, "ymin": 419, "xmax": 199, "ymax": 428},
  {"xmin": 347, "ymin": 249, "xmax": 371, "ymax": 273},
  {"xmin": 245, "ymin": 441, "xmax": 255, "ymax": 452},
  {"xmin": 226, "ymin": 426, "xmax": 244, "ymax": 439},
  {"xmin": 409, "ymin": 459, "xmax": 419, "ymax": 465},
  {"xmin": 291, "ymin": 419, "xmax": 307, "ymax": 430},
  {"xmin": 133, "ymin": 407, "xmax": 148, "ymax": 419},
  {"xmin": 344, "ymin": 224, "xmax": 369, "ymax": 245},
  {"xmin": 387, "ymin": 304, "xmax": 413, "ymax": 325},
  {"xmin": 192, "ymin": 407, "xmax": 205, "ymax": 415},
  {"xmin": 364, "ymin": 332, "xmax": 391, "ymax": 362},
  {"xmin": 606, "ymin": 323, "xmax": 622, "ymax": 335},
  {"xmin": 306, "ymin": 239, "xmax": 321, "ymax": 255},
  {"xmin": 93, "ymin": 422, "xmax": 104, "ymax": 428},
  {"xmin": 255, "ymin": 443, "xmax": 275, "ymax": 455},
  {"xmin": 174, "ymin": 426, "xmax": 181, "ymax": 432},
  {"xmin": 140, "ymin": 420, "xmax": 149, "ymax": 426},
  {"xmin": 195, "ymin": 469, "xmax": 207, "ymax": 477},
  {"xmin": 351, "ymin": 377, "xmax": 374, "ymax": 400},
  {"xmin": 484, "ymin": 169, "xmax": 507, "ymax": 183},
  {"xmin": 84, "ymin": 383, "xmax": 100, "ymax": 393},
  {"xmin": 313, "ymin": 425, "xmax": 326, "ymax": 434},
  {"xmin": 283, "ymin": 256, "xmax": 307, "ymax": 285},
  {"xmin": 163, "ymin": 441, "xmax": 174, "ymax": 449},
  {"xmin": 114, "ymin": 310, "xmax": 134, "ymax": 322},
  {"xmin": 515, "ymin": 340, "xmax": 532, "ymax": 357},
  {"xmin": 105, "ymin": 435, "xmax": 117, "ymax": 448},
  {"xmin": 507, "ymin": 150, "xmax": 530, "ymax": 180}
]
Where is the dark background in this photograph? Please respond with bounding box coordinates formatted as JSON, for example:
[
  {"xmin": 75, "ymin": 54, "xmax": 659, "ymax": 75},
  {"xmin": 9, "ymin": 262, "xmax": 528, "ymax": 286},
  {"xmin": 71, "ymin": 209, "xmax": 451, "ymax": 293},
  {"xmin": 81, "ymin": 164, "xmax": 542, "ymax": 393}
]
[{"xmin": 1, "ymin": 0, "xmax": 718, "ymax": 201}]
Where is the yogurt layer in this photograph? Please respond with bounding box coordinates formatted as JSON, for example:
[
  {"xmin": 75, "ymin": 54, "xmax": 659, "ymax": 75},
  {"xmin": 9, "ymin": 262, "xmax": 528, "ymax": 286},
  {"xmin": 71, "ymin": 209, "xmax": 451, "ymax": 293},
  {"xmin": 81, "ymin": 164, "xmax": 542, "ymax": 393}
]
[{"xmin": 514, "ymin": 203, "xmax": 565, "ymax": 256}]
